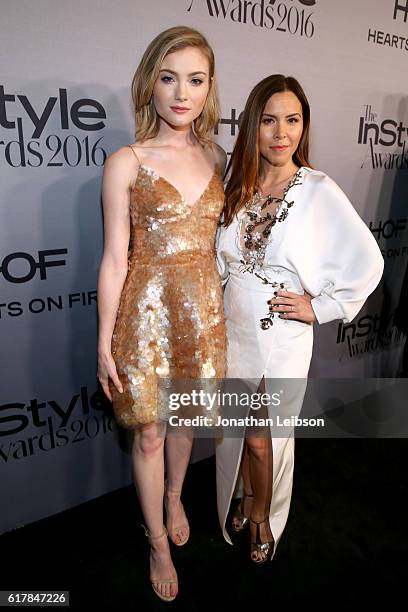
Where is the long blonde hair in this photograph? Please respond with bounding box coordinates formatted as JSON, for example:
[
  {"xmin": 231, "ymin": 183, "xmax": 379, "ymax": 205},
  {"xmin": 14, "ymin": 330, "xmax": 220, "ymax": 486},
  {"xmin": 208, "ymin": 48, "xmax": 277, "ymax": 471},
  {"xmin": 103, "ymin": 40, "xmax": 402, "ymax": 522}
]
[{"xmin": 131, "ymin": 26, "xmax": 219, "ymax": 144}]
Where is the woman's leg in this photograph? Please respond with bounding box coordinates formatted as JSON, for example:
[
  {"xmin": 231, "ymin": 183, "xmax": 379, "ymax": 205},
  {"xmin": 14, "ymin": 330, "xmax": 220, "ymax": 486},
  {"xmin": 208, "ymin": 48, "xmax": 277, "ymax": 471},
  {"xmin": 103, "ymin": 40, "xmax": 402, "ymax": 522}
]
[
  {"xmin": 246, "ymin": 432, "xmax": 274, "ymax": 561},
  {"xmin": 246, "ymin": 377, "xmax": 274, "ymax": 561},
  {"xmin": 132, "ymin": 422, "xmax": 177, "ymax": 599},
  {"xmin": 241, "ymin": 441, "xmax": 253, "ymax": 495},
  {"xmin": 164, "ymin": 427, "xmax": 193, "ymax": 544},
  {"xmin": 231, "ymin": 441, "xmax": 254, "ymax": 530}
]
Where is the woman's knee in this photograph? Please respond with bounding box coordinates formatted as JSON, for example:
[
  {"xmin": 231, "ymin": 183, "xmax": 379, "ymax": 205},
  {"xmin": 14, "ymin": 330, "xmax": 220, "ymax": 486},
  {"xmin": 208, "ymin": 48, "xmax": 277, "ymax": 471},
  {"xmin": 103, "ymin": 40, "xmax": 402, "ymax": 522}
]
[
  {"xmin": 133, "ymin": 423, "xmax": 165, "ymax": 456},
  {"xmin": 246, "ymin": 435, "xmax": 271, "ymax": 460}
]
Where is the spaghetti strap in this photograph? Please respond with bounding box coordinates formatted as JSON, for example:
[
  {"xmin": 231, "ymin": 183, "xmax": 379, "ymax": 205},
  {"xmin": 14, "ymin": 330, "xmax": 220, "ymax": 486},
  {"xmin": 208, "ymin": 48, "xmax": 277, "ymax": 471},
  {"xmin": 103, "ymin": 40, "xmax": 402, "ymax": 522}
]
[{"xmin": 128, "ymin": 144, "xmax": 141, "ymax": 165}]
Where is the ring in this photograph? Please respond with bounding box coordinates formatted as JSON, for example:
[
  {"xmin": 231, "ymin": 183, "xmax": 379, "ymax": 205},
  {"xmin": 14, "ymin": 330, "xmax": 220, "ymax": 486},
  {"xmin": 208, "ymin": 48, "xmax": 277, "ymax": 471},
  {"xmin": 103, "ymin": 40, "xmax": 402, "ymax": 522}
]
[{"xmin": 291, "ymin": 306, "xmax": 295, "ymax": 311}]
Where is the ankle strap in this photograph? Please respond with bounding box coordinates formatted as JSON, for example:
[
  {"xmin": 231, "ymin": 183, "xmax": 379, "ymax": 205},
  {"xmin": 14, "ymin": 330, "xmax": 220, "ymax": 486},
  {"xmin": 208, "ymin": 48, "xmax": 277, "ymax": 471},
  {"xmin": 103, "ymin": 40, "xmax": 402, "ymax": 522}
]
[
  {"xmin": 164, "ymin": 479, "xmax": 183, "ymax": 495},
  {"xmin": 249, "ymin": 517, "xmax": 269, "ymax": 525},
  {"xmin": 141, "ymin": 524, "xmax": 168, "ymax": 541}
]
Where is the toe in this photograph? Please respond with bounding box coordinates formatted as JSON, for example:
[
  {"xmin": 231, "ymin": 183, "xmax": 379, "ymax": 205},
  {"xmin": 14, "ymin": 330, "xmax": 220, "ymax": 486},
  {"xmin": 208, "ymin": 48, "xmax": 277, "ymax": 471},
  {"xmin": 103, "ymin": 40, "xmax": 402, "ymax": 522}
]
[
  {"xmin": 176, "ymin": 525, "xmax": 188, "ymax": 544},
  {"xmin": 170, "ymin": 581, "xmax": 178, "ymax": 598},
  {"xmin": 181, "ymin": 525, "xmax": 189, "ymax": 541}
]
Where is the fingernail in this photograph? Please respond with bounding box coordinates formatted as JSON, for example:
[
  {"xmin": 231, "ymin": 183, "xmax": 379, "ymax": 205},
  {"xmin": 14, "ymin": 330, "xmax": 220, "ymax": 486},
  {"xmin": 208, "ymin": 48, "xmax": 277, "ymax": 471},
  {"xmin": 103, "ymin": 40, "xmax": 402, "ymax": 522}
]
[{"xmin": 120, "ymin": 388, "xmax": 123, "ymax": 393}]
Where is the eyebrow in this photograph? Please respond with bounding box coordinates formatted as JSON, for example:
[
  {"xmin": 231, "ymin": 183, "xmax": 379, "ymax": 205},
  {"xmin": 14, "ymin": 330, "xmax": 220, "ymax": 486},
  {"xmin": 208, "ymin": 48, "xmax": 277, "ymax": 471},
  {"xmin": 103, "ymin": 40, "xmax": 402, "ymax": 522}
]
[
  {"xmin": 262, "ymin": 112, "xmax": 302, "ymax": 118},
  {"xmin": 159, "ymin": 69, "xmax": 207, "ymax": 76}
]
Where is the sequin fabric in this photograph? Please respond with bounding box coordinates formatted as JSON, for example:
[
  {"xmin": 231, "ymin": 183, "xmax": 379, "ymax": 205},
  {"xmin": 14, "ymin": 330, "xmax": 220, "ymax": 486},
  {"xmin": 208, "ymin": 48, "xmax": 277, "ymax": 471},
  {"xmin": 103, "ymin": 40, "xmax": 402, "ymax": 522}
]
[{"xmin": 108, "ymin": 153, "xmax": 227, "ymax": 428}]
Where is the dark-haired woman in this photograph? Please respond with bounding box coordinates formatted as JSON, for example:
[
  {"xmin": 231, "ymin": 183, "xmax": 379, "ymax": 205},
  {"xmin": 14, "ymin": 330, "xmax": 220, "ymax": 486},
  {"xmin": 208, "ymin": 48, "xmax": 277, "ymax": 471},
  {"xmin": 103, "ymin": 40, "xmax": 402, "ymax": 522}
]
[{"xmin": 215, "ymin": 75, "xmax": 384, "ymax": 563}]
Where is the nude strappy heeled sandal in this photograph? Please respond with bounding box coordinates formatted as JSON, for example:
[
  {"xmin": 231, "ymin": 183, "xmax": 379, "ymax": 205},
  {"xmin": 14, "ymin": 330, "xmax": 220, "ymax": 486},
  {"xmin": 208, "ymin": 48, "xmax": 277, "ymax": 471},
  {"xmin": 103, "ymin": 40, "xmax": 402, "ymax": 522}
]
[
  {"xmin": 141, "ymin": 524, "xmax": 178, "ymax": 602},
  {"xmin": 164, "ymin": 480, "xmax": 190, "ymax": 546}
]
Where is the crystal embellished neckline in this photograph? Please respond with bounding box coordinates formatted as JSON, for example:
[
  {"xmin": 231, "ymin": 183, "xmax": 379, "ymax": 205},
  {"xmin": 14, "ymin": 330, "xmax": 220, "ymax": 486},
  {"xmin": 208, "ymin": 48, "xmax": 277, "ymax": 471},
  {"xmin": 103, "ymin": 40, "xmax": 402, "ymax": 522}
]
[
  {"xmin": 236, "ymin": 167, "xmax": 304, "ymax": 330},
  {"xmin": 238, "ymin": 167, "xmax": 304, "ymax": 279},
  {"xmin": 256, "ymin": 167, "xmax": 303, "ymax": 201}
]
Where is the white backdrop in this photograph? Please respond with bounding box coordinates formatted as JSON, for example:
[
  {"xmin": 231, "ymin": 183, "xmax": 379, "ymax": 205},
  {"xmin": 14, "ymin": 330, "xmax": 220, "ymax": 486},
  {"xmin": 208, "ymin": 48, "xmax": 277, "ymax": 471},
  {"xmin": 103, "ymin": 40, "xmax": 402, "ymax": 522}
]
[{"xmin": 1, "ymin": 0, "xmax": 407, "ymax": 532}]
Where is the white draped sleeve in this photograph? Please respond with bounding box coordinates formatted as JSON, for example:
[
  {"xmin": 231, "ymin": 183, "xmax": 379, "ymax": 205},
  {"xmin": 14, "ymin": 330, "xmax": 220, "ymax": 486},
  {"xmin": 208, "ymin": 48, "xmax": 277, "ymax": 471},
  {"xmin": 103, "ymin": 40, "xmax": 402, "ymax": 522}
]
[
  {"xmin": 215, "ymin": 222, "xmax": 230, "ymax": 287},
  {"xmin": 293, "ymin": 174, "xmax": 384, "ymax": 325}
]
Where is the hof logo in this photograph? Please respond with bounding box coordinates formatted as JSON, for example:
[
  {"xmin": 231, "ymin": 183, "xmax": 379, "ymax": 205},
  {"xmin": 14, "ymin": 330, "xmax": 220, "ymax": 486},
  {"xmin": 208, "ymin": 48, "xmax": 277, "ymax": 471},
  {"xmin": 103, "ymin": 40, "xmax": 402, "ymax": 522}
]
[
  {"xmin": 0, "ymin": 248, "xmax": 97, "ymax": 320},
  {"xmin": 369, "ymin": 218, "xmax": 408, "ymax": 259},
  {"xmin": 370, "ymin": 219, "xmax": 407, "ymax": 241},
  {"xmin": 0, "ymin": 249, "xmax": 67, "ymax": 284},
  {"xmin": 187, "ymin": 0, "xmax": 316, "ymax": 38},
  {"xmin": 0, "ymin": 85, "xmax": 107, "ymax": 168},
  {"xmin": 358, "ymin": 105, "xmax": 408, "ymax": 170},
  {"xmin": 367, "ymin": 1, "xmax": 408, "ymax": 51}
]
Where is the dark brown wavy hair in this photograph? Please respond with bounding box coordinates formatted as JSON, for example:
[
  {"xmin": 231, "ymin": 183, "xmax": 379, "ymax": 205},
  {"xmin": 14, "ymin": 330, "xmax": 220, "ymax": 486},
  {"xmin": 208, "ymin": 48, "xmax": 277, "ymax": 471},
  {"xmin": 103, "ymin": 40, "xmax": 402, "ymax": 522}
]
[{"xmin": 223, "ymin": 74, "xmax": 312, "ymax": 226}]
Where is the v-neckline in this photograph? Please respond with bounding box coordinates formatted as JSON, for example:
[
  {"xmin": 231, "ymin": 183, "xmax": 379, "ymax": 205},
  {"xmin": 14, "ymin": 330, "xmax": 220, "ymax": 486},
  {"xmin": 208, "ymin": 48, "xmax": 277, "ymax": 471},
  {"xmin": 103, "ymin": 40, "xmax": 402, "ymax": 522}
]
[
  {"xmin": 136, "ymin": 162, "xmax": 219, "ymax": 208},
  {"xmin": 237, "ymin": 166, "xmax": 304, "ymax": 274}
]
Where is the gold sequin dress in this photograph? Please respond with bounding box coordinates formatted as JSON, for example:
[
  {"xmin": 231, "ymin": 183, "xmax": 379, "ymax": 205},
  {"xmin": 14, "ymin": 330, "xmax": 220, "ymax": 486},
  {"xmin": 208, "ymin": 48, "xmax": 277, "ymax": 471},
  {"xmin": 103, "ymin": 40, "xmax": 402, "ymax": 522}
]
[{"xmin": 108, "ymin": 145, "xmax": 226, "ymax": 428}]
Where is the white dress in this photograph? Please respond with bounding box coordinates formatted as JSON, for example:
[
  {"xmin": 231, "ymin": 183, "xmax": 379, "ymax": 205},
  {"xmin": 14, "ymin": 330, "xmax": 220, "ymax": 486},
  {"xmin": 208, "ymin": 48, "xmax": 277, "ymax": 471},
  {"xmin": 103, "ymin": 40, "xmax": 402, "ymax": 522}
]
[{"xmin": 215, "ymin": 166, "xmax": 384, "ymax": 558}]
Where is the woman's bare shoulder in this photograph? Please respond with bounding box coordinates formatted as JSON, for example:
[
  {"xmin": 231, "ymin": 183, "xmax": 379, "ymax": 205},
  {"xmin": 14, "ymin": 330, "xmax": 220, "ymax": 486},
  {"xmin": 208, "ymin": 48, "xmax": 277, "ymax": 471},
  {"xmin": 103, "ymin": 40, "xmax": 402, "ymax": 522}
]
[
  {"xmin": 105, "ymin": 144, "xmax": 140, "ymax": 166},
  {"xmin": 102, "ymin": 145, "xmax": 140, "ymax": 190}
]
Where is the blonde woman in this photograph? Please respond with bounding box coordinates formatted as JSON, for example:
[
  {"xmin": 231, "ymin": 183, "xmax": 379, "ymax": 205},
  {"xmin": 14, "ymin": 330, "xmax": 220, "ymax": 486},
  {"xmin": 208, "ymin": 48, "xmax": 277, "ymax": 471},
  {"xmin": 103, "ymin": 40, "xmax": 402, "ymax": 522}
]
[{"xmin": 97, "ymin": 26, "xmax": 226, "ymax": 602}]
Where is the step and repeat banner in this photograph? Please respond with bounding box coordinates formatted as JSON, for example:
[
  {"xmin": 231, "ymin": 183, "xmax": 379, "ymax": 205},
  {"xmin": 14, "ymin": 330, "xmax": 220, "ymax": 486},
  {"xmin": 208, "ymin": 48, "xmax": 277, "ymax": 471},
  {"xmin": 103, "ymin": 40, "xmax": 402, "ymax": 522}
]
[{"xmin": 1, "ymin": 0, "xmax": 407, "ymax": 532}]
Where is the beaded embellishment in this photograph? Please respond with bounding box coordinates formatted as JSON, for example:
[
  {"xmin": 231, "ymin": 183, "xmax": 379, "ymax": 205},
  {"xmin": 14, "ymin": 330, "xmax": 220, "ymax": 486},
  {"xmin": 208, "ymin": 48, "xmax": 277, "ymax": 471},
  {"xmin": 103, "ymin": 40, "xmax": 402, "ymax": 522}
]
[{"xmin": 238, "ymin": 168, "xmax": 304, "ymax": 329}]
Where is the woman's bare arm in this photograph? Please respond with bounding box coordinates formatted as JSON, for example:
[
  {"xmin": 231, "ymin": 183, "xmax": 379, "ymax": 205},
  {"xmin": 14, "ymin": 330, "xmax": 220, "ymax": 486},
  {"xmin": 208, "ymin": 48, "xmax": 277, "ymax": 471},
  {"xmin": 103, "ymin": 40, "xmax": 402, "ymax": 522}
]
[{"xmin": 97, "ymin": 147, "xmax": 137, "ymax": 399}]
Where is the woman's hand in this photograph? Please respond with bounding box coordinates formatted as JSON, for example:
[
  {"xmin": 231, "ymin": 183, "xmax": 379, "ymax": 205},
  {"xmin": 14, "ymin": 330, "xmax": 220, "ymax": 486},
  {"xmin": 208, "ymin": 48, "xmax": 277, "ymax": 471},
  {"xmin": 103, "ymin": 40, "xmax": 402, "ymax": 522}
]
[
  {"xmin": 267, "ymin": 289, "xmax": 317, "ymax": 323},
  {"xmin": 97, "ymin": 350, "xmax": 123, "ymax": 401}
]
